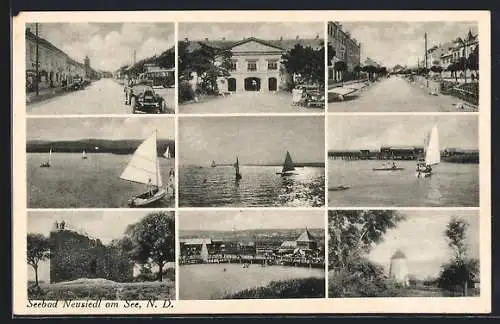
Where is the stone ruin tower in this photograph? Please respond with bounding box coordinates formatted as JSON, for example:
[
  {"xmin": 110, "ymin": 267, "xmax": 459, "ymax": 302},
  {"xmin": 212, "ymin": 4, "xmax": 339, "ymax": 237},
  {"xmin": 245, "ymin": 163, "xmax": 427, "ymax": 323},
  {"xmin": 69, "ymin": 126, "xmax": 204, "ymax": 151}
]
[
  {"xmin": 49, "ymin": 220, "xmax": 133, "ymax": 283},
  {"xmin": 389, "ymin": 249, "xmax": 410, "ymax": 287}
]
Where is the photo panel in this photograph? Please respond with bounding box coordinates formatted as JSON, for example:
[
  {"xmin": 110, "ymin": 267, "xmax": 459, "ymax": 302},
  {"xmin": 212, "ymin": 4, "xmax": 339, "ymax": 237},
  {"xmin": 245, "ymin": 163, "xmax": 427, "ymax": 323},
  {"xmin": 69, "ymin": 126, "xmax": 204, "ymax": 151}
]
[
  {"xmin": 27, "ymin": 117, "xmax": 176, "ymax": 208},
  {"xmin": 178, "ymin": 115, "xmax": 325, "ymax": 207},
  {"xmin": 178, "ymin": 22, "xmax": 326, "ymax": 114},
  {"xmin": 327, "ymin": 209, "xmax": 480, "ymax": 298},
  {"xmin": 25, "ymin": 22, "xmax": 176, "ymax": 115},
  {"xmin": 327, "ymin": 114, "xmax": 479, "ymax": 207},
  {"xmin": 178, "ymin": 209, "xmax": 326, "ymax": 300},
  {"xmin": 27, "ymin": 210, "xmax": 176, "ymax": 300},
  {"xmin": 327, "ymin": 21, "xmax": 479, "ymax": 112}
]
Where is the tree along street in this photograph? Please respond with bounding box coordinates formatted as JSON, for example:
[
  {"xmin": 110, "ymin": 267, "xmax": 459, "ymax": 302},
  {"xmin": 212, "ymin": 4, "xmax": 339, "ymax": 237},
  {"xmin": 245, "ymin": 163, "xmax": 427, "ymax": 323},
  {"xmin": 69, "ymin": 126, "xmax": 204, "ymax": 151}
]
[
  {"xmin": 328, "ymin": 76, "xmax": 474, "ymax": 112},
  {"xmin": 27, "ymin": 78, "xmax": 175, "ymax": 115}
]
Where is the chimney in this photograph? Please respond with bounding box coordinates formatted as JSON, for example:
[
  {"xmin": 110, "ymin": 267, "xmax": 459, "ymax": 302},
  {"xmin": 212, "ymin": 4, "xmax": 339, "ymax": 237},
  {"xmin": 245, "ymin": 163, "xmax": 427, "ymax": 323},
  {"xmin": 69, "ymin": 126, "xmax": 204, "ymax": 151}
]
[{"xmin": 296, "ymin": 35, "xmax": 299, "ymax": 40}]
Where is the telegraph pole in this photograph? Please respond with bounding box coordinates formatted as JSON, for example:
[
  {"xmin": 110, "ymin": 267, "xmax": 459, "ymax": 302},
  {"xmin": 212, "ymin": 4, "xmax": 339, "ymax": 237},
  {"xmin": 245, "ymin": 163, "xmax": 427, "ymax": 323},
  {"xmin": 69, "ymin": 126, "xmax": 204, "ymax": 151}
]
[
  {"xmin": 35, "ymin": 22, "xmax": 39, "ymax": 96},
  {"xmin": 424, "ymin": 32, "xmax": 429, "ymax": 88}
]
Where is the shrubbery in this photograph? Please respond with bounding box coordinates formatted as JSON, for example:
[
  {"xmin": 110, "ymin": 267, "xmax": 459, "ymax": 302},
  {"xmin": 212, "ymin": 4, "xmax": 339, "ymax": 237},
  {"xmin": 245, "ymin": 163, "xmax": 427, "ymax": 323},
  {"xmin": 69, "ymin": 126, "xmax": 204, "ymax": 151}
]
[
  {"xmin": 224, "ymin": 277, "xmax": 325, "ymax": 299},
  {"xmin": 179, "ymin": 81, "xmax": 195, "ymax": 103}
]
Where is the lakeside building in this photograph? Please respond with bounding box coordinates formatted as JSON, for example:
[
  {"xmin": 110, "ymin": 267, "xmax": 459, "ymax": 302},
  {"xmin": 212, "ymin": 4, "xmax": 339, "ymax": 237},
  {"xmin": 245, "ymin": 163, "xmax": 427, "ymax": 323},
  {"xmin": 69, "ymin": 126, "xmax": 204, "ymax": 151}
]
[
  {"xmin": 327, "ymin": 21, "xmax": 361, "ymax": 82},
  {"xmin": 183, "ymin": 35, "xmax": 324, "ymax": 93},
  {"xmin": 25, "ymin": 26, "xmax": 100, "ymax": 91}
]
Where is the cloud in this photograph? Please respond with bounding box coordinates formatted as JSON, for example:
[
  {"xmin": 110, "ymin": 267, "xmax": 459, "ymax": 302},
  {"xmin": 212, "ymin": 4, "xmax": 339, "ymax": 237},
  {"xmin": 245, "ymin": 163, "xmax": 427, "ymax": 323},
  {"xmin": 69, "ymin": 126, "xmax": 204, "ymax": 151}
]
[
  {"xmin": 37, "ymin": 23, "xmax": 174, "ymax": 71},
  {"xmin": 338, "ymin": 21, "xmax": 478, "ymax": 67}
]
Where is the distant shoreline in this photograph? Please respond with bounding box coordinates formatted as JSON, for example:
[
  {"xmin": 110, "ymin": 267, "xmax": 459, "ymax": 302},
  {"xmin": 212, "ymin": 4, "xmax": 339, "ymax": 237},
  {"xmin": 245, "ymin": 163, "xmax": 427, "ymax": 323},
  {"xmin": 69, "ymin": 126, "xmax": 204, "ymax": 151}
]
[{"xmin": 182, "ymin": 163, "xmax": 325, "ymax": 168}]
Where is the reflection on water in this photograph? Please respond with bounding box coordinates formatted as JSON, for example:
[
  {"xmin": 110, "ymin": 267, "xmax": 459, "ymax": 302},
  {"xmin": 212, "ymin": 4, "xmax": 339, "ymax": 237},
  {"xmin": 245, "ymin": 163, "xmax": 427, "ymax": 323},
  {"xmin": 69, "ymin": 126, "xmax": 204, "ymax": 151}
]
[
  {"xmin": 180, "ymin": 165, "xmax": 325, "ymax": 207},
  {"xmin": 179, "ymin": 263, "xmax": 325, "ymax": 300},
  {"xmin": 328, "ymin": 159, "xmax": 479, "ymax": 207}
]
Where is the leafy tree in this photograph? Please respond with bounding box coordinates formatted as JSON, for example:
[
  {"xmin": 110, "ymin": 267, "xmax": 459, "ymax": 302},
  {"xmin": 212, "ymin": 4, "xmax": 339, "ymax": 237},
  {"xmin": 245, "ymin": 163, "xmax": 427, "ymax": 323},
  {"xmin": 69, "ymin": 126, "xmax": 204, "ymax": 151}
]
[
  {"xmin": 282, "ymin": 44, "xmax": 324, "ymax": 87},
  {"xmin": 447, "ymin": 63, "xmax": 458, "ymax": 82},
  {"xmin": 333, "ymin": 61, "xmax": 347, "ymax": 84},
  {"xmin": 457, "ymin": 57, "xmax": 468, "ymax": 83},
  {"xmin": 438, "ymin": 217, "xmax": 479, "ymax": 296},
  {"xmin": 353, "ymin": 65, "xmax": 361, "ymax": 79},
  {"xmin": 121, "ymin": 211, "xmax": 175, "ymax": 282},
  {"xmin": 27, "ymin": 233, "xmax": 50, "ymax": 287},
  {"xmin": 430, "ymin": 65, "xmax": 443, "ymax": 77},
  {"xmin": 467, "ymin": 45, "xmax": 479, "ymax": 75}
]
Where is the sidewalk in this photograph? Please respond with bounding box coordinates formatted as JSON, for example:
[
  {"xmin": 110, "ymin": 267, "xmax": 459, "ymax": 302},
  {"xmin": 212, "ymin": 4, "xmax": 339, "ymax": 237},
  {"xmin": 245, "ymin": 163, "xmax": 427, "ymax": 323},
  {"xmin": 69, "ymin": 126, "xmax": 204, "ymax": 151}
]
[{"xmin": 26, "ymin": 87, "xmax": 67, "ymax": 105}]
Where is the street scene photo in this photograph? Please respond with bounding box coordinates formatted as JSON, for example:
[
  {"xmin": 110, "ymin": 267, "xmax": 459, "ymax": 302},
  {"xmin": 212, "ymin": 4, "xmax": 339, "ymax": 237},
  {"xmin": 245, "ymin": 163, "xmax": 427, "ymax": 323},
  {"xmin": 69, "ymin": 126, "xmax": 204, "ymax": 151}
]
[
  {"xmin": 27, "ymin": 210, "xmax": 176, "ymax": 300},
  {"xmin": 178, "ymin": 210, "xmax": 325, "ymax": 300},
  {"xmin": 328, "ymin": 115, "xmax": 479, "ymax": 207},
  {"xmin": 27, "ymin": 117, "xmax": 175, "ymax": 208},
  {"xmin": 178, "ymin": 22, "xmax": 325, "ymax": 113},
  {"xmin": 25, "ymin": 23, "xmax": 175, "ymax": 115},
  {"xmin": 327, "ymin": 21, "xmax": 479, "ymax": 112},
  {"xmin": 178, "ymin": 116, "xmax": 325, "ymax": 207},
  {"xmin": 328, "ymin": 209, "xmax": 480, "ymax": 297}
]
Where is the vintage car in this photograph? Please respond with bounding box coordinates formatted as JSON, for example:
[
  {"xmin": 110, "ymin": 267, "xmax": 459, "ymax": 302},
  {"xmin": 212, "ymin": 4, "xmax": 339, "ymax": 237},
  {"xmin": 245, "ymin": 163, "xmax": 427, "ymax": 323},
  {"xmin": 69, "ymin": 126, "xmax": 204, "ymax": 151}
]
[{"xmin": 124, "ymin": 82, "xmax": 167, "ymax": 114}]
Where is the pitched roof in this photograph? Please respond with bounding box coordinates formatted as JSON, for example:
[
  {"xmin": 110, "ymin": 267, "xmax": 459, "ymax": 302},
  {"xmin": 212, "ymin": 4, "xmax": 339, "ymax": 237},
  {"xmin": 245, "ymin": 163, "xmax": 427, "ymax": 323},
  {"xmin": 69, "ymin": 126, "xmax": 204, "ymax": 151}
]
[
  {"xmin": 296, "ymin": 229, "xmax": 316, "ymax": 242},
  {"xmin": 391, "ymin": 249, "xmax": 407, "ymax": 260},
  {"xmin": 185, "ymin": 36, "xmax": 323, "ymax": 53},
  {"xmin": 180, "ymin": 238, "xmax": 212, "ymax": 245},
  {"xmin": 280, "ymin": 240, "xmax": 297, "ymax": 248}
]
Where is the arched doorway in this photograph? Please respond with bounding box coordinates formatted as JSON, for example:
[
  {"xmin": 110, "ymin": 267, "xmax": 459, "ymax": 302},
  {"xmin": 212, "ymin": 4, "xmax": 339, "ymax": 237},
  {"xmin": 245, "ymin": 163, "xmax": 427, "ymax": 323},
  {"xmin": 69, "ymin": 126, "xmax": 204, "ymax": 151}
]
[
  {"xmin": 268, "ymin": 77, "xmax": 277, "ymax": 91},
  {"xmin": 244, "ymin": 77, "xmax": 261, "ymax": 91},
  {"xmin": 228, "ymin": 78, "xmax": 236, "ymax": 92}
]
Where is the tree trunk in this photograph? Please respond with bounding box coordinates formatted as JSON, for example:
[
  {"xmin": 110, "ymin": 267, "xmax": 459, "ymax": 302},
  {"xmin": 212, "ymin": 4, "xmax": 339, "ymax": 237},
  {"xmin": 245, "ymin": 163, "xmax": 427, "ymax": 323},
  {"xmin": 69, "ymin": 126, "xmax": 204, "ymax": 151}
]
[
  {"xmin": 464, "ymin": 280, "xmax": 468, "ymax": 296},
  {"xmin": 157, "ymin": 262, "xmax": 164, "ymax": 282},
  {"xmin": 34, "ymin": 265, "xmax": 39, "ymax": 287}
]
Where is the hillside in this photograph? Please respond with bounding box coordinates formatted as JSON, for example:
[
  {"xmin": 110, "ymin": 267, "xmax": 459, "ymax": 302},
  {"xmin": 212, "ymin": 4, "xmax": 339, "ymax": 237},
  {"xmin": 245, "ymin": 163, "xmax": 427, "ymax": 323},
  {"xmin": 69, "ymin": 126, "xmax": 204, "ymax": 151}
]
[{"xmin": 26, "ymin": 139, "xmax": 175, "ymax": 155}]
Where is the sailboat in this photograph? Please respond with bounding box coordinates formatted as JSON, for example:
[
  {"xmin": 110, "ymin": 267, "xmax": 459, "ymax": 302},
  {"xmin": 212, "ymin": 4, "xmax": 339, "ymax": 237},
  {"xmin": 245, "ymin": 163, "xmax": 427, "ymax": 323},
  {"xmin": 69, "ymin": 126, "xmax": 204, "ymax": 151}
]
[
  {"xmin": 416, "ymin": 124, "xmax": 440, "ymax": 178},
  {"xmin": 120, "ymin": 130, "xmax": 167, "ymax": 207},
  {"xmin": 81, "ymin": 149, "xmax": 88, "ymax": 159},
  {"xmin": 211, "ymin": 160, "xmax": 216, "ymax": 168},
  {"xmin": 276, "ymin": 151, "xmax": 297, "ymax": 176},
  {"xmin": 40, "ymin": 148, "xmax": 52, "ymax": 167},
  {"xmin": 372, "ymin": 153, "xmax": 404, "ymax": 171},
  {"xmin": 163, "ymin": 146, "xmax": 171, "ymax": 159},
  {"xmin": 234, "ymin": 156, "xmax": 242, "ymax": 180}
]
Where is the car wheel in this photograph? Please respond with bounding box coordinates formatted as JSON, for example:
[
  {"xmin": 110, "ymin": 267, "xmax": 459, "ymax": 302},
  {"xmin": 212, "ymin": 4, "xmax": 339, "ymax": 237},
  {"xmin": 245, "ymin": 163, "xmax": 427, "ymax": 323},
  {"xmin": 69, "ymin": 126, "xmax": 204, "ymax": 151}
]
[{"xmin": 130, "ymin": 97, "xmax": 137, "ymax": 114}]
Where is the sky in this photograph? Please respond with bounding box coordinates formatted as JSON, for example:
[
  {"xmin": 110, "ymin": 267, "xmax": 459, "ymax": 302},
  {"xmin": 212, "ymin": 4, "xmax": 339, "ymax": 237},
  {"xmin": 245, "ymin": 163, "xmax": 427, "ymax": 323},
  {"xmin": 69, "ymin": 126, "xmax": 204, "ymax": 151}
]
[
  {"xmin": 179, "ymin": 116, "xmax": 325, "ymax": 165},
  {"xmin": 179, "ymin": 22, "xmax": 324, "ymax": 41},
  {"xmin": 179, "ymin": 210, "xmax": 324, "ymax": 231},
  {"xmin": 28, "ymin": 23, "xmax": 175, "ymax": 71},
  {"xmin": 336, "ymin": 21, "xmax": 478, "ymax": 68},
  {"xmin": 328, "ymin": 115, "xmax": 478, "ymax": 151},
  {"xmin": 368, "ymin": 210, "xmax": 480, "ymax": 280},
  {"xmin": 27, "ymin": 210, "xmax": 176, "ymax": 282},
  {"xmin": 27, "ymin": 117, "xmax": 175, "ymax": 141}
]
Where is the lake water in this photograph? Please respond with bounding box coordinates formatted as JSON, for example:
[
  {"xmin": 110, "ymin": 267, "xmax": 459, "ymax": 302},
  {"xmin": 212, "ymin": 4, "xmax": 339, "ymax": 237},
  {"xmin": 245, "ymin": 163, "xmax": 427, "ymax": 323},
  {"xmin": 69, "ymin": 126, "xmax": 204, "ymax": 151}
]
[
  {"xmin": 179, "ymin": 263, "xmax": 325, "ymax": 300},
  {"xmin": 328, "ymin": 159, "xmax": 479, "ymax": 207},
  {"xmin": 179, "ymin": 165, "xmax": 325, "ymax": 207},
  {"xmin": 27, "ymin": 153, "xmax": 175, "ymax": 208}
]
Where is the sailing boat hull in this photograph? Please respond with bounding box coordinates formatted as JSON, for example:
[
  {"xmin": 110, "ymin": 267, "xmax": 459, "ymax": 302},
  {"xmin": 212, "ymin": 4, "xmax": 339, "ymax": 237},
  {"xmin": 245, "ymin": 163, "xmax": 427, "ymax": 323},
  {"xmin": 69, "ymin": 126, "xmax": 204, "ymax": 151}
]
[
  {"xmin": 329, "ymin": 185, "xmax": 350, "ymax": 191},
  {"xmin": 40, "ymin": 163, "xmax": 51, "ymax": 168},
  {"xmin": 128, "ymin": 187, "xmax": 166, "ymax": 207}
]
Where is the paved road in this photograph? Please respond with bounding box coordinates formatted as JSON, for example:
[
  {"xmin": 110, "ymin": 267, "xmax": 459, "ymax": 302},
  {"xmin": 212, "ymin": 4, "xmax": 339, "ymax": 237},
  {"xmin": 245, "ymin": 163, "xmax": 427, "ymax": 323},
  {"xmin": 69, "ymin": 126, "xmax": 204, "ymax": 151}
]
[
  {"xmin": 328, "ymin": 76, "xmax": 476, "ymax": 112},
  {"xmin": 180, "ymin": 91, "xmax": 324, "ymax": 114},
  {"xmin": 27, "ymin": 78, "xmax": 175, "ymax": 115}
]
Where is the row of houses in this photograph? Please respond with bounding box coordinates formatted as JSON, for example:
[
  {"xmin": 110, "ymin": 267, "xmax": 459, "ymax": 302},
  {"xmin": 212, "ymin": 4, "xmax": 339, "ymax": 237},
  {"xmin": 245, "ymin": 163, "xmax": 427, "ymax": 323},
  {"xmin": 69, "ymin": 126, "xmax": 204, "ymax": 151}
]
[
  {"xmin": 179, "ymin": 229, "xmax": 322, "ymax": 263},
  {"xmin": 327, "ymin": 21, "xmax": 362, "ymax": 82},
  {"xmin": 329, "ymin": 146, "xmax": 479, "ymax": 160},
  {"xmin": 25, "ymin": 26, "xmax": 101, "ymax": 91},
  {"xmin": 182, "ymin": 35, "xmax": 324, "ymax": 93},
  {"xmin": 425, "ymin": 30, "xmax": 478, "ymax": 70}
]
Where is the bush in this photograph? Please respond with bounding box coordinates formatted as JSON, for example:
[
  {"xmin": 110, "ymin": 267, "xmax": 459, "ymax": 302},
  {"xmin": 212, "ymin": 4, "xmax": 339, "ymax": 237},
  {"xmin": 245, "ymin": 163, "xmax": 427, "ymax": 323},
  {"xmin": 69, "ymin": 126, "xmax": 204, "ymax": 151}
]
[
  {"xmin": 224, "ymin": 277, "xmax": 325, "ymax": 299},
  {"xmin": 179, "ymin": 81, "xmax": 195, "ymax": 103}
]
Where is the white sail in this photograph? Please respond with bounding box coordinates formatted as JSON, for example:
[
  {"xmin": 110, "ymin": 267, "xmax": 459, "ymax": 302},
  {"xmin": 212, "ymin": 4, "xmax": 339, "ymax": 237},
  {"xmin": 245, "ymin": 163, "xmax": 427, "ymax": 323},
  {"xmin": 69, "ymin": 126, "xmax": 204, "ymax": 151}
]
[
  {"xmin": 82, "ymin": 149, "xmax": 86, "ymax": 157},
  {"xmin": 163, "ymin": 146, "xmax": 170, "ymax": 159},
  {"xmin": 49, "ymin": 149, "xmax": 52, "ymax": 162},
  {"xmin": 120, "ymin": 131, "xmax": 162, "ymax": 186},
  {"xmin": 425, "ymin": 124, "xmax": 440, "ymax": 166}
]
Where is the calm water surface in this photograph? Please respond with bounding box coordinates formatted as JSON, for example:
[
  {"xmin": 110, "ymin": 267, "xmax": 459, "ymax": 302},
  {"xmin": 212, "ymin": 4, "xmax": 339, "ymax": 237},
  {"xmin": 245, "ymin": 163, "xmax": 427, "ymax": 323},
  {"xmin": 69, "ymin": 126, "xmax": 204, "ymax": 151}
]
[
  {"xmin": 27, "ymin": 153, "xmax": 175, "ymax": 208},
  {"xmin": 179, "ymin": 263, "xmax": 325, "ymax": 300},
  {"xmin": 328, "ymin": 160, "xmax": 479, "ymax": 207},
  {"xmin": 179, "ymin": 165, "xmax": 325, "ymax": 207}
]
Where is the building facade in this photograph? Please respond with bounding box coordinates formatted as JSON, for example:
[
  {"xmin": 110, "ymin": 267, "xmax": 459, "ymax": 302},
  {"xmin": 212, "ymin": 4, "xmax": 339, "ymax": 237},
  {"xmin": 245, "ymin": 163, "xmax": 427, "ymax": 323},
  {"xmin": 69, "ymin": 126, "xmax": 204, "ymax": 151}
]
[
  {"xmin": 25, "ymin": 27, "xmax": 97, "ymax": 91},
  {"xmin": 187, "ymin": 36, "xmax": 323, "ymax": 93},
  {"xmin": 327, "ymin": 21, "xmax": 361, "ymax": 81}
]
